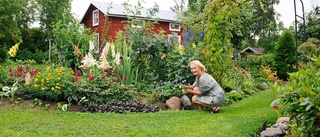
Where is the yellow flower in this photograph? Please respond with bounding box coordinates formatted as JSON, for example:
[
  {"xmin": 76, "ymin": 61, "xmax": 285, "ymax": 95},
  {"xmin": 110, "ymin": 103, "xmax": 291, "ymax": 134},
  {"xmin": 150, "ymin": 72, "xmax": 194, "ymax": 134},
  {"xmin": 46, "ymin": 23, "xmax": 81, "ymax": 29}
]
[
  {"xmin": 7, "ymin": 42, "xmax": 20, "ymax": 57},
  {"xmin": 42, "ymin": 88, "xmax": 45, "ymax": 91},
  {"xmin": 57, "ymin": 77, "xmax": 61, "ymax": 80},
  {"xmin": 51, "ymin": 87, "xmax": 55, "ymax": 91},
  {"xmin": 192, "ymin": 43, "xmax": 196, "ymax": 48},
  {"xmin": 179, "ymin": 45, "xmax": 185, "ymax": 54},
  {"xmin": 55, "ymin": 86, "xmax": 60, "ymax": 89},
  {"xmin": 25, "ymin": 82, "xmax": 30, "ymax": 85},
  {"xmin": 161, "ymin": 53, "xmax": 166, "ymax": 60}
]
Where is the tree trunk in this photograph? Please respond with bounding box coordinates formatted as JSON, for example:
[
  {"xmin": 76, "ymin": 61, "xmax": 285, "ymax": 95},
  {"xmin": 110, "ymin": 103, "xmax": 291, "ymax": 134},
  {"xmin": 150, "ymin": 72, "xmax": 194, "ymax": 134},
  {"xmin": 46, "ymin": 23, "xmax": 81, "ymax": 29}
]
[{"xmin": 48, "ymin": 37, "xmax": 51, "ymax": 61}]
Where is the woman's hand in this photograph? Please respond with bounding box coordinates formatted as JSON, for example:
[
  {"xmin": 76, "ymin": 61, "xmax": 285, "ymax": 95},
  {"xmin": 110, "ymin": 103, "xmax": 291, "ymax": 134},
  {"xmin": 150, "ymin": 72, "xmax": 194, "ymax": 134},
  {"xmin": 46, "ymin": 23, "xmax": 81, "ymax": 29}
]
[{"xmin": 182, "ymin": 89, "xmax": 190, "ymax": 95}]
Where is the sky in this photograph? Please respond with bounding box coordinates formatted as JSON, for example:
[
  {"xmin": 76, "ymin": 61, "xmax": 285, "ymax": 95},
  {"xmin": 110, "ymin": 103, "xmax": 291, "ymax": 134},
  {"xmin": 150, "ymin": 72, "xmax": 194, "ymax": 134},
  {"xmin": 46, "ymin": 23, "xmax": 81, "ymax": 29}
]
[{"xmin": 71, "ymin": 0, "xmax": 320, "ymax": 28}]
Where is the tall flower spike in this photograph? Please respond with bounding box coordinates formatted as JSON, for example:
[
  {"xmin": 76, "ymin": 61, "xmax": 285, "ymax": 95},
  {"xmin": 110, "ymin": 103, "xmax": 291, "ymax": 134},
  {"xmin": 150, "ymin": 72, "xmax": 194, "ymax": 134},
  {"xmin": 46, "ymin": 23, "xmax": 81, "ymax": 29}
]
[{"xmin": 89, "ymin": 40, "xmax": 94, "ymax": 52}]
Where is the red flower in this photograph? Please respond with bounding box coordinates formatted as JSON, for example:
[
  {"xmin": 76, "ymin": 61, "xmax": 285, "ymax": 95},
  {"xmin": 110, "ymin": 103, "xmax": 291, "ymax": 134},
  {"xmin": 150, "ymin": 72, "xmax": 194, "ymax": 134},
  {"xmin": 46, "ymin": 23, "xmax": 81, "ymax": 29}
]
[
  {"xmin": 26, "ymin": 64, "xmax": 29, "ymax": 72},
  {"xmin": 72, "ymin": 78, "xmax": 76, "ymax": 83},
  {"xmin": 123, "ymin": 74, "xmax": 127, "ymax": 81},
  {"xmin": 287, "ymin": 131, "xmax": 292, "ymax": 135},
  {"xmin": 114, "ymin": 67, "xmax": 118, "ymax": 75},
  {"xmin": 9, "ymin": 67, "xmax": 12, "ymax": 73},
  {"xmin": 273, "ymin": 105, "xmax": 279, "ymax": 110},
  {"xmin": 101, "ymin": 74, "xmax": 106, "ymax": 80},
  {"xmin": 107, "ymin": 68, "xmax": 111, "ymax": 76},
  {"xmin": 117, "ymin": 76, "xmax": 121, "ymax": 82},
  {"xmin": 89, "ymin": 74, "xmax": 95, "ymax": 81},
  {"xmin": 73, "ymin": 44, "xmax": 78, "ymax": 51},
  {"xmin": 18, "ymin": 65, "xmax": 23, "ymax": 73},
  {"xmin": 112, "ymin": 79, "xmax": 115, "ymax": 82},
  {"xmin": 29, "ymin": 69, "xmax": 38, "ymax": 76},
  {"xmin": 17, "ymin": 72, "xmax": 22, "ymax": 77},
  {"xmin": 76, "ymin": 70, "xmax": 82, "ymax": 77}
]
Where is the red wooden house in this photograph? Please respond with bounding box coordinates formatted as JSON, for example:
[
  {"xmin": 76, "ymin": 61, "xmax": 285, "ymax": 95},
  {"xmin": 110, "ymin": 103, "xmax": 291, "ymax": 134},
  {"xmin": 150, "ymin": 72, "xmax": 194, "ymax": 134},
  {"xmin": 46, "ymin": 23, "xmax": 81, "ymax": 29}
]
[{"xmin": 80, "ymin": 1, "xmax": 182, "ymax": 52}]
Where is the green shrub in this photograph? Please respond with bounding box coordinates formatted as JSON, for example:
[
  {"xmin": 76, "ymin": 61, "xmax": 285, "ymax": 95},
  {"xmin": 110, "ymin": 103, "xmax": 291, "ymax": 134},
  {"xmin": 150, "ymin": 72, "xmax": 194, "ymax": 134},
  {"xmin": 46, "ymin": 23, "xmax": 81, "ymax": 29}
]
[
  {"xmin": 273, "ymin": 30, "xmax": 296, "ymax": 80},
  {"xmin": 0, "ymin": 65, "xmax": 8, "ymax": 86},
  {"xmin": 270, "ymin": 54, "xmax": 320, "ymax": 137}
]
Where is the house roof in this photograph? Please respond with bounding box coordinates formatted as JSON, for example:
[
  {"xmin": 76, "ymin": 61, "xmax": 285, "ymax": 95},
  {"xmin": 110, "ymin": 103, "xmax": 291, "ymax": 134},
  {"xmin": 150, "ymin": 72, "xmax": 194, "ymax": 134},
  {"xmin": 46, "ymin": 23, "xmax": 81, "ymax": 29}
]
[
  {"xmin": 82, "ymin": 1, "xmax": 179, "ymax": 22},
  {"xmin": 240, "ymin": 47, "xmax": 264, "ymax": 54}
]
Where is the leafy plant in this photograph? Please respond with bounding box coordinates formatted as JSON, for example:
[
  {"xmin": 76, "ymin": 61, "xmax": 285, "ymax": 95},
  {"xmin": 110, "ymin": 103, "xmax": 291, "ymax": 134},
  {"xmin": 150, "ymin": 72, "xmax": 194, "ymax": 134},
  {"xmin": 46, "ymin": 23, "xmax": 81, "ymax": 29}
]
[
  {"xmin": 270, "ymin": 54, "xmax": 320, "ymax": 136},
  {"xmin": 273, "ymin": 30, "xmax": 296, "ymax": 80},
  {"xmin": 1, "ymin": 80, "xmax": 19, "ymax": 102},
  {"xmin": 258, "ymin": 65, "xmax": 282, "ymax": 84},
  {"xmin": 33, "ymin": 98, "xmax": 43, "ymax": 106}
]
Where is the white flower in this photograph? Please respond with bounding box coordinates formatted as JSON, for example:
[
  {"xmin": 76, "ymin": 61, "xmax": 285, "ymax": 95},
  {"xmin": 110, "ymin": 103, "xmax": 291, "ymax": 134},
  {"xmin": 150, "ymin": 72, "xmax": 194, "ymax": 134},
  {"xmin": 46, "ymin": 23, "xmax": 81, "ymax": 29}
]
[
  {"xmin": 100, "ymin": 42, "xmax": 110, "ymax": 60},
  {"xmin": 89, "ymin": 40, "xmax": 94, "ymax": 52},
  {"xmin": 114, "ymin": 52, "xmax": 121, "ymax": 65},
  {"xmin": 80, "ymin": 53, "xmax": 98, "ymax": 69},
  {"xmin": 111, "ymin": 44, "xmax": 115, "ymax": 58},
  {"xmin": 97, "ymin": 59, "xmax": 111, "ymax": 70}
]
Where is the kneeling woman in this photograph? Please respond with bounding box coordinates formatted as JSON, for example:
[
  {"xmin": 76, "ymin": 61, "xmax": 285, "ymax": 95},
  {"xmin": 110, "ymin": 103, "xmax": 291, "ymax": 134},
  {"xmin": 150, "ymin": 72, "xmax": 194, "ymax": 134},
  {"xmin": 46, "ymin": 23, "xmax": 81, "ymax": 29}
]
[{"xmin": 181, "ymin": 60, "xmax": 225, "ymax": 113}]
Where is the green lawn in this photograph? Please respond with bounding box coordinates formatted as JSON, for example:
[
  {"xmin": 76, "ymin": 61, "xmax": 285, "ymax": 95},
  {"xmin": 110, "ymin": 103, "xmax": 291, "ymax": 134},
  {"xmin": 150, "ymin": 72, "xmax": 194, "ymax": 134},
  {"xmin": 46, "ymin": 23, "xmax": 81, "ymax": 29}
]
[{"xmin": 0, "ymin": 90, "xmax": 277, "ymax": 137}]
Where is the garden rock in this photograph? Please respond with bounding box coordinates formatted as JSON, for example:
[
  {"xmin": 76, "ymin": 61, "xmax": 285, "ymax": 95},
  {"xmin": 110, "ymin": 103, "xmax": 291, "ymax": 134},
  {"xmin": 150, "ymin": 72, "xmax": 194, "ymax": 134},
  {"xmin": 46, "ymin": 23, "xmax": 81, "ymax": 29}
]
[
  {"xmin": 260, "ymin": 127, "xmax": 283, "ymax": 137},
  {"xmin": 166, "ymin": 96, "xmax": 181, "ymax": 110},
  {"xmin": 180, "ymin": 95, "xmax": 191, "ymax": 110},
  {"xmin": 271, "ymin": 123, "xmax": 289, "ymax": 132},
  {"xmin": 257, "ymin": 82, "xmax": 269, "ymax": 90},
  {"xmin": 276, "ymin": 116, "xmax": 290, "ymax": 124}
]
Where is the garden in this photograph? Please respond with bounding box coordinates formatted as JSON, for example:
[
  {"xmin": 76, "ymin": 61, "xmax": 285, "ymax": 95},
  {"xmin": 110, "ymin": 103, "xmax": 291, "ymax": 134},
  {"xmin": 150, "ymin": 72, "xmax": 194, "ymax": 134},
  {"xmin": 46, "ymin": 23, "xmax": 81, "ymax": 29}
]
[{"xmin": 1, "ymin": 0, "xmax": 319, "ymax": 136}]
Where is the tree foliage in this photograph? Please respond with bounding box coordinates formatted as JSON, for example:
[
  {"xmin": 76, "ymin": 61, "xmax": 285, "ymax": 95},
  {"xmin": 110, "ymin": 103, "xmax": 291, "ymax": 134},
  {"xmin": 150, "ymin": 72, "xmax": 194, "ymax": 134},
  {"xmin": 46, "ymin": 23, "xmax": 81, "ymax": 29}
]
[
  {"xmin": 0, "ymin": 0, "xmax": 38, "ymax": 43},
  {"xmin": 297, "ymin": 6, "xmax": 320, "ymax": 42},
  {"xmin": 36, "ymin": 0, "xmax": 74, "ymax": 61},
  {"xmin": 273, "ymin": 30, "xmax": 296, "ymax": 80},
  {"xmin": 203, "ymin": 0, "xmax": 248, "ymax": 84}
]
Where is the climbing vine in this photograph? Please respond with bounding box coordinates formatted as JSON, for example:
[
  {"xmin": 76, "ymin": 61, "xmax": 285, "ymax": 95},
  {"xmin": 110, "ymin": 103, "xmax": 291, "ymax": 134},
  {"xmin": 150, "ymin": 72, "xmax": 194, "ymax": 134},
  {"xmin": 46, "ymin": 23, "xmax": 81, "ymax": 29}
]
[{"xmin": 203, "ymin": 0, "xmax": 249, "ymax": 84}]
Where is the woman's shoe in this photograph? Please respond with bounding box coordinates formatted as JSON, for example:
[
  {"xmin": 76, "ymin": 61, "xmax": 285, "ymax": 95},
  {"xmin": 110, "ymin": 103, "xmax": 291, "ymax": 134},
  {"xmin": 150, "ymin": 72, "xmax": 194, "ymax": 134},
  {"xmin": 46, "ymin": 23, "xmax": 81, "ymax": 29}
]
[{"xmin": 210, "ymin": 106, "xmax": 220, "ymax": 113}]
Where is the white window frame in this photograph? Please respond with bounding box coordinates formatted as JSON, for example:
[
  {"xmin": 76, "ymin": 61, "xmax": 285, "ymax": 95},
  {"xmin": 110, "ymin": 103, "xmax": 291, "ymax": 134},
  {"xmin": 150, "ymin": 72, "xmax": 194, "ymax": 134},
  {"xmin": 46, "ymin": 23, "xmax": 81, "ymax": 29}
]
[
  {"xmin": 168, "ymin": 34, "xmax": 181, "ymax": 45},
  {"xmin": 92, "ymin": 9, "xmax": 99, "ymax": 26},
  {"xmin": 169, "ymin": 23, "xmax": 181, "ymax": 31},
  {"xmin": 93, "ymin": 33, "xmax": 99, "ymax": 53}
]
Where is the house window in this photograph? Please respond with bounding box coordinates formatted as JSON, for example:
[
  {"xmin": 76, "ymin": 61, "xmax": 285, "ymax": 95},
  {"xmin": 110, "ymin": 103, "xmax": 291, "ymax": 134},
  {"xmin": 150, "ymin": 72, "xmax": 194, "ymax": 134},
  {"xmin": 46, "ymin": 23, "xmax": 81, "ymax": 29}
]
[
  {"xmin": 93, "ymin": 33, "xmax": 99, "ymax": 53},
  {"xmin": 169, "ymin": 23, "xmax": 181, "ymax": 31},
  {"xmin": 168, "ymin": 34, "xmax": 181, "ymax": 45},
  {"xmin": 131, "ymin": 19, "xmax": 145, "ymax": 28},
  {"xmin": 92, "ymin": 10, "xmax": 99, "ymax": 26}
]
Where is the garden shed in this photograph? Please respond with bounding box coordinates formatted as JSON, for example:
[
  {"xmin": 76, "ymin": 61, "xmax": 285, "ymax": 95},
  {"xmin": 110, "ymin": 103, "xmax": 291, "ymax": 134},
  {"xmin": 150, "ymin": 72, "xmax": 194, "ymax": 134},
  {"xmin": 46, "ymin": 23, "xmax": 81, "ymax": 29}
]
[{"xmin": 240, "ymin": 47, "xmax": 264, "ymax": 57}]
